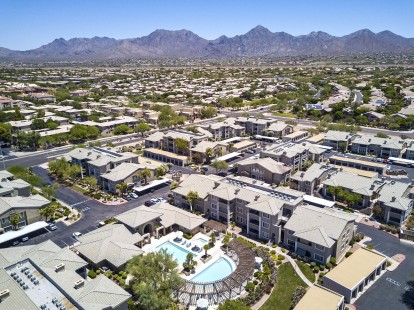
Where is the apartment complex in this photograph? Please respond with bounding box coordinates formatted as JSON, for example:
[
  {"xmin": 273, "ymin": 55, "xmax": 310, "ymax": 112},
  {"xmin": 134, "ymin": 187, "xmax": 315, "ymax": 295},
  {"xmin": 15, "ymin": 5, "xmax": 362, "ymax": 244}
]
[
  {"xmin": 290, "ymin": 163, "xmax": 335, "ymax": 195},
  {"xmin": 236, "ymin": 157, "xmax": 292, "ymax": 185},
  {"xmin": 199, "ymin": 119, "xmax": 245, "ymax": 140},
  {"xmin": 350, "ymin": 135, "xmax": 407, "ymax": 158},
  {"xmin": 233, "ymin": 117, "xmax": 277, "ymax": 135},
  {"xmin": 323, "ymin": 131, "xmax": 356, "ymax": 151}
]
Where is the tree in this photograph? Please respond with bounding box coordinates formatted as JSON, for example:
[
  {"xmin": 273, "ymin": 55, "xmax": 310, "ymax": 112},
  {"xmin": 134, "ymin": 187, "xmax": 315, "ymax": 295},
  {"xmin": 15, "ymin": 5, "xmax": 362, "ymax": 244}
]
[
  {"xmin": 114, "ymin": 124, "xmax": 131, "ymax": 135},
  {"xmin": 10, "ymin": 213, "xmax": 22, "ymax": 230},
  {"xmin": 169, "ymin": 181, "xmax": 178, "ymax": 190},
  {"xmin": 0, "ymin": 123, "xmax": 12, "ymax": 145},
  {"xmin": 182, "ymin": 253, "xmax": 197, "ymax": 272},
  {"xmin": 203, "ymin": 244, "xmax": 211, "ymax": 258},
  {"xmin": 137, "ymin": 167, "xmax": 152, "ymax": 184},
  {"xmin": 155, "ymin": 166, "xmax": 166, "ymax": 178},
  {"xmin": 175, "ymin": 138, "xmax": 189, "ymax": 154},
  {"xmin": 204, "ymin": 147, "xmax": 215, "ymax": 163},
  {"xmin": 218, "ymin": 300, "xmax": 251, "ymax": 310},
  {"xmin": 192, "ymin": 152, "xmax": 202, "ymax": 164},
  {"xmin": 41, "ymin": 183, "xmax": 58, "ymax": 200},
  {"xmin": 200, "ymin": 106, "xmax": 217, "ymax": 119},
  {"xmin": 39, "ymin": 203, "xmax": 58, "ymax": 221},
  {"xmin": 372, "ymin": 205, "xmax": 382, "ymax": 217},
  {"xmin": 186, "ymin": 190, "xmax": 199, "ymax": 211},
  {"xmin": 116, "ymin": 182, "xmax": 128, "ymax": 194},
  {"xmin": 31, "ymin": 119, "xmax": 47, "ymax": 130},
  {"xmin": 211, "ymin": 160, "xmax": 228, "ymax": 173},
  {"xmin": 126, "ymin": 250, "xmax": 184, "ymax": 310},
  {"xmin": 16, "ymin": 131, "xmax": 41, "ymax": 150},
  {"xmin": 209, "ymin": 233, "xmax": 216, "ymax": 246},
  {"xmin": 376, "ymin": 132, "xmax": 390, "ymax": 139},
  {"xmin": 327, "ymin": 186, "xmax": 342, "ymax": 201},
  {"xmin": 135, "ymin": 122, "xmax": 151, "ymax": 136},
  {"xmin": 83, "ymin": 176, "xmax": 98, "ymax": 191},
  {"xmin": 69, "ymin": 124, "xmax": 99, "ymax": 143},
  {"xmin": 222, "ymin": 234, "xmax": 231, "ymax": 251}
]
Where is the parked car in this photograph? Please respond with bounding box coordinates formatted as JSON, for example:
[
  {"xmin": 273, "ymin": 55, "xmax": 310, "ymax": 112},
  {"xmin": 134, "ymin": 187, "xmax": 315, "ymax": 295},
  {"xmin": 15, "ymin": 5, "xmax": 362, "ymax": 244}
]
[
  {"xmin": 98, "ymin": 221, "xmax": 106, "ymax": 227},
  {"xmin": 202, "ymin": 166, "xmax": 209, "ymax": 171},
  {"xmin": 217, "ymin": 171, "xmax": 228, "ymax": 177},
  {"xmin": 48, "ymin": 224, "xmax": 57, "ymax": 231},
  {"xmin": 383, "ymin": 159, "xmax": 388, "ymax": 163},
  {"xmin": 21, "ymin": 236, "xmax": 29, "ymax": 242},
  {"xmin": 144, "ymin": 200, "xmax": 155, "ymax": 207},
  {"xmin": 130, "ymin": 193, "xmax": 138, "ymax": 199},
  {"xmin": 12, "ymin": 240, "xmax": 19, "ymax": 246},
  {"xmin": 72, "ymin": 232, "xmax": 83, "ymax": 239}
]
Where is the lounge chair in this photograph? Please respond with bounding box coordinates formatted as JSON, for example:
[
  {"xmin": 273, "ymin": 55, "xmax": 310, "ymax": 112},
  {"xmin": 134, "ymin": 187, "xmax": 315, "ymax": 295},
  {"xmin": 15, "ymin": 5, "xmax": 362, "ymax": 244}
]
[
  {"xmin": 186, "ymin": 242, "xmax": 191, "ymax": 248},
  {"xmin": 182, "ymin": 240, "xmax": 186, "ymax": 245},
  {"xmin": 198, "ymin": 248, "xmax": 202, "ymax": 253}
]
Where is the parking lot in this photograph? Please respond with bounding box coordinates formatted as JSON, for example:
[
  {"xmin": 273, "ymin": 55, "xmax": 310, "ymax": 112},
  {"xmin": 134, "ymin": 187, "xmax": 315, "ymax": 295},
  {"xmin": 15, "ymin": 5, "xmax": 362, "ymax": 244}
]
[{"xmin": 355, "ymin": 224, "xmax": 414, "ymax": 310}]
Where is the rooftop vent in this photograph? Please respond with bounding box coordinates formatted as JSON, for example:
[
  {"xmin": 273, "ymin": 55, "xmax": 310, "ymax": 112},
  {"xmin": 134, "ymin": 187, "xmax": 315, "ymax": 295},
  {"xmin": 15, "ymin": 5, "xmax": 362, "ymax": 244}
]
[
  {"xmin": 0, "ymin": 289, "xmax": 10, "ymax": 298},
  {"xmin": 235, "ymin": 188, "xmax": 240, "ymax": 194},
  {"xmin": 254, "ymin": 194, "xmax": 260, "ymax": 201},
  {"xmin": 55, "ymin": 263, "xmax": 65, "ymax": 272},
  {"xmin": 391, "ymin": 196, "xmax": 396, "ymax": 202},
  {"xmin": 370, "ymin": 184, "xmax": 375, "ymax": 190},
  {"xmin": 74, "ymin": 279, "xmax": 85, "ymax": 289}
]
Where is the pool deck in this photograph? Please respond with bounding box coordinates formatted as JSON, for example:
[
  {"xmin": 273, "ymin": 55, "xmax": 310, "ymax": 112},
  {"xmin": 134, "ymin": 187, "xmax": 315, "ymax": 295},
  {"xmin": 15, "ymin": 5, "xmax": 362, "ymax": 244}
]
[{"xmin": 142, "ymin": 231, "xmax": 237, "ymax": 280}]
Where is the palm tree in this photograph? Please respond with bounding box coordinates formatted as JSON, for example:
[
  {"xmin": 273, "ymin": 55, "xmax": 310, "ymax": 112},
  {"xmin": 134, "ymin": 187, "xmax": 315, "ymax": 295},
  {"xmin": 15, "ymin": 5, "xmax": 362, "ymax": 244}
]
[
  {"xmin": 10, "ymin": 214, "xmax": 22, "ymax": 230},
  {"xmin": 137, "ymin": 167, "xmax": 152, "ymax": 184},
  {"xmin": 186, "ymin": 190, "xmax": 199, "ymax": 212},
  {"xmin": 203, "ymin": 244, "xmax": 211, "ymax": 258},
  {"xmin": 204, "ymin": 147, "xmax": 215, "ymax": 163}
]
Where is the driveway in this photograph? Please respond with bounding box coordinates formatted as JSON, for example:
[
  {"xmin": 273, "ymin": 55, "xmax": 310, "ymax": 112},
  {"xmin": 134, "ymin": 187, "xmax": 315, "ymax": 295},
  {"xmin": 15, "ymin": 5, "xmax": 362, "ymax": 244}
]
[{"xmin": 355, "ymin": 224, "xmax": 414, "ymax": 310}]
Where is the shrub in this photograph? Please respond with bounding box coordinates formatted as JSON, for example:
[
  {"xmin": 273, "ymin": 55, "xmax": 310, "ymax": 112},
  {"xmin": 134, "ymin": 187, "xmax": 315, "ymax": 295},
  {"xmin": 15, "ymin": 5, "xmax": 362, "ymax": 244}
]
[
  {"xmin": 245, "ymin": 282, "xmax": 255, "ymax": 293},
  {"xmin": 319, "ymin": 265, "xmax": 325, "ymax": 271},
  {"xmin": 290, "ymin": 286, "xmax": 307, "ymax": 310},
  {"xmin": 325, "ymin": 262, "xmax": 332, "ymax": 269},
  {"xmin": 276, "ymin": 260, "xmax": 282, "ymax": 265},
  {"xmin": 278, "ymin": 254, "xmax": 285, "ymax": 260},
  {"xmin": 329, "ymin": 257, "xmax": 336, "ymax": 265},
  {"xmin": 254, "ymin": 271, "xmax": 261, "ymax": 278},
  {"xmin": 96, "ymin": 269, "xmax": 101, "ymax": 275},
  {"xmin": 272, "ymin": 244, "xmax": 277, "ymax": 248},
  {"xmin": 270, "ymin": 250, "xmax": 276, "ymax": 255},
  {"xmin": 349, "ymin": 238, "xmax": 355, "ymax": 246},
  {"xmin": 253, "ymin": 280, "xmax": 259, "ymax": 285},
  {"xmin": 366, "ymin": 244, "xmax": 374, "ymax": 250},
  {"xmin": 281, "ymin": 247, "xmax": 286, "ymax": 253},
  {"xmin": 310, "ymin": 262, "xmax": 316, "ymax": 268},
  {"xmin": 313, "ymin": 266, "xmax": 320, "ymax": 273},
  {"xmin": 122, "ymin": 273, "xmax": 127, "ymax": 279},
  {"xmin": 88, "ymin": 270, "xmax": 96, "ymax": 279},
  {"xmin": 345, "ymin": 252, "xmax": 353, "ymax": 258}
]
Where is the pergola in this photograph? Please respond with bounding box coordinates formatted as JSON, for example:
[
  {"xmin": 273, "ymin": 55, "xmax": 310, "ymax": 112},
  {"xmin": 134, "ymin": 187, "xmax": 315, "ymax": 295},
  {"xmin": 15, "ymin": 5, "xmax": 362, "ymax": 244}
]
[
  {"xmin": 203, "ymin": 219, "xmax": 227, "ymax": 232},
  {"xmin": 177, "ymin": 239, "xmax": 255, "ymax": 306}
]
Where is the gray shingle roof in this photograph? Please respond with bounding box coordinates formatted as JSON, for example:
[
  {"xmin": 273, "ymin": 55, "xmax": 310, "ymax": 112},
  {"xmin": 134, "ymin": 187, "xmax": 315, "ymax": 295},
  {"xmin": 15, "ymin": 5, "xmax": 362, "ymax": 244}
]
[
  {"xmin": 237, "ymin": 157, "xmax": 291, "ymax": 174},
  {"xmin": 0, "ymin": 194, "xmax": 50, "ymax": 215},
  {"xmin": 151, "ymin": 202, "xmax": 207, "ymax": 230}
]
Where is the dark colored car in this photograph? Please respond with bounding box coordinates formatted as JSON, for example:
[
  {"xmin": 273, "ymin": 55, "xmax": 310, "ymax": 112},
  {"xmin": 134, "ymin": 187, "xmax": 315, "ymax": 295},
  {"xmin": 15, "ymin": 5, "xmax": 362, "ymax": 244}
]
[{"xmin": 145, "ymin": 200, "xmax": 155, "ymax": 207}]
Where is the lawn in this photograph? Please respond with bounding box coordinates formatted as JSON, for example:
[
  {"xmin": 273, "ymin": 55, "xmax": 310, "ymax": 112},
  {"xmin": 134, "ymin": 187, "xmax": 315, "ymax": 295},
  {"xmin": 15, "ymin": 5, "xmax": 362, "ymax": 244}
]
[
  {"xmin": 260, "ymin": 263, "xmax": 307, "ymax": 310},
  {"xmin": 271, "ymin": 112, "xmax": 298, "ymax": 118},
  {"xmin": 296, "ymin": 261, "xmax": 316, "ymax": 283}
]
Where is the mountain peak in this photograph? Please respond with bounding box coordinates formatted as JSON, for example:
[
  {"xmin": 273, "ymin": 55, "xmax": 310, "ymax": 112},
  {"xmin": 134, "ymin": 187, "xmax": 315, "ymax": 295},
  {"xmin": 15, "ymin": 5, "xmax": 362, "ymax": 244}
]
[{"xmin": 247, "ymin": 25, "xmax": 272, "ymax": 35}]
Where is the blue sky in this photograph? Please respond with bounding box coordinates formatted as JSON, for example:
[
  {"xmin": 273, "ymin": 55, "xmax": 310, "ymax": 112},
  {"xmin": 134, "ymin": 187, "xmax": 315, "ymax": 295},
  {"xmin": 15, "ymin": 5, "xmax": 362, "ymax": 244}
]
[{"xmin": 1, "ymin": 0, "xmax": 413, "ymax": 50}]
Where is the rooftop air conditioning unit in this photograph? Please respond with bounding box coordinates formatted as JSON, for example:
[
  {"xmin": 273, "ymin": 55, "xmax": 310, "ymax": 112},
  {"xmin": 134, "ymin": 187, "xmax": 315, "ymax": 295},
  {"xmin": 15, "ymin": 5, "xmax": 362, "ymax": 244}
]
[
  {"xmin": 55, "ymin": 263, "xmax": 65, "ymax": 272},
  {"xmin": 74, "ymin": 279, "xmax": 85, "ymax": 289},
  {"xmin": 0, "ymin": 289, "xmax": 10, "ymax": 298}
]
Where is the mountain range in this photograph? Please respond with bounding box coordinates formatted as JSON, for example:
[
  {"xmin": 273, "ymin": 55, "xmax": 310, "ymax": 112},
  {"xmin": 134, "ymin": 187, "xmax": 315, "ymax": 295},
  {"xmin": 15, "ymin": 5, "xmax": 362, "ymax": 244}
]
[{"xmin": 1, "ymin": 26, "xmax": 414, "ymax": 61}]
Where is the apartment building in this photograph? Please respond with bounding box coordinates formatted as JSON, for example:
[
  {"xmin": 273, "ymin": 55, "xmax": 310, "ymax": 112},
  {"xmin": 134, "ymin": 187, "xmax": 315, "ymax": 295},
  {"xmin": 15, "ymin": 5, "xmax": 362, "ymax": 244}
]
[
  {"xmin": 67, "ymin": 147, "xmax": 138, "ymax": 179},
  {"xmin": 290, "ymin": 163, "xmax": 335, "ymax": 195},
  {"xmin": 328, "ymin": 155, "xmax": 386, "ymax": 175},
  {"xmin": 406, "ymin": 144, "xmax": 414, "ymax": 160},
  {"xmin": 236, "ymin": 157, "xmax": 292, "ymax": 185},
  {"xmin": 282, "ymin": 130, "xmax": 309, "ymax": 143},
  {"xmin": 172, "ymin": 174, "xmax": 304, "ymax": 243},
  {"xmin": 199, "ymin": 119, "xmax": 245, "ymax": 140},
  {"xmin": 260, "ymin": 142, "xmax": 325, "ymax": 170},
  {"xmin": 284, "ymin": 205, "xmax": 357, "ymax": 264},
  {"xmin": 323, "ymin": 131, "xmax": 356, "ymax": 151},
  {"xmin": 190, "ymin": 141, "xmax": 228, "ymax": 163},
  {"xmin": 351, "ymin": 135, "xmax": 407, "ymax": 158},
  {"xmin": 262, "ymin": 122, "xmax": 293, "ymax": 138},
  {"xmin": 234, "ymin": 117, "xmax": 277, "ymax": 135}
]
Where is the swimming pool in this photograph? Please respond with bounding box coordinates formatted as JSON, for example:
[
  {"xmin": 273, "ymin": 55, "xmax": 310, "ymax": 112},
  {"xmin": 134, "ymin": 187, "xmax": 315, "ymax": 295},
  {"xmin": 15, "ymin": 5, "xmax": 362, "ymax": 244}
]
[
  {"xmin": 191, "ymin": 257, "xmax": 233, "ymax": 282},
  {"xmin": 156, "ymin": 241, "xmax": 193, "ymax": 265}
]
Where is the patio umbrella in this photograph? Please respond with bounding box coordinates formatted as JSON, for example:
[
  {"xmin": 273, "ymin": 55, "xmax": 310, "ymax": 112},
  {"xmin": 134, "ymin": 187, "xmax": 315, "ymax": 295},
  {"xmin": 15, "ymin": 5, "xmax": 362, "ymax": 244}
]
[
  {"xmin": 255, "ymin": 257, "xmax": 263, "ymax": 265},
  {"xmin": 176, "ymin": 231, "xmax": 183, "ymax": 239},
  {"xmin": 196, "ymin": 298, "xmax": 209, "ymax": 309}
]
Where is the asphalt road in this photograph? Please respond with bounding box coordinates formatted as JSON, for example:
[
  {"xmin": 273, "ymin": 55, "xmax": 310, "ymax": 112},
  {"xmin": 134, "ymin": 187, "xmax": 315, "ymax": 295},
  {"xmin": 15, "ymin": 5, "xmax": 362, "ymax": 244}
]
[{"xmin": 355, "ymin": 224, "xmax": 414, "ymax": 310}]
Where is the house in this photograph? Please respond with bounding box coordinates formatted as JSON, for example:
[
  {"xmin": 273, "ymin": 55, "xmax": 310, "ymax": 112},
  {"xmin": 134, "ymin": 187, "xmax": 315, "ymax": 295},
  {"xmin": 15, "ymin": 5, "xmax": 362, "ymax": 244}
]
[
  {"xmin": 406, "ymin": 144, "xmax": 414, "ymax": 160},
  {"xmin": 67, "ymin": 147, "xmax": 139, "ymax": 179},
  {"xmin": 323, "ymin": 248, "xmax": 387, "ymax": 303},
  {"xmin": 234, "ymin": 117, "xmax": 277, "ymax": 135},
  {"xmin": 290, "ymin": 163, "xmax": 335, "ymax": 195},
  {"xmin": 364, "ymin": 111, "xmax": 385, "ymax": 122},
  {"xmin": 323, "ymin": 131, "xmax": 356, "ymax": 151},
  {"xmin": 230, "ymin": 140, "xmax": 257, "ymax": 152},
  {"xmin": 29, "ymin": 93, "xmax": 56, "ymax": 102},
  {"xmin": 0, "ymin": 240, "xmax": 131, "ymax": 309},
  {"xmin": 282, "ymin": 130, "xmax": 309, "ymax": 142},
  {"xmin": 350, "ymin": 135, "xmax": 407, "ymax": 158},
  {"xmin": 100, "ymin": 162, "xmax": 157, "ymax": 193},
  {"xmin": 74, "ymin": 223, "xmax": 144, "ymax": 271},
  {"xmin": 294, "ymin": 285, "xmax": 345, "ymax": 310},
  {"xmin": 190, "ymin": 141, "xmax": 228, "ymax": 163},
  {"xmin": 236, "ymin": 157, "xmax": 292, "ymax": 185},
  {"xmin": 284, "ymin": 205, "xmax": 357, "ymax": 264},
  {"xmin": 72, "ymin": 116, "xmax": 139, "ymax": 135}
]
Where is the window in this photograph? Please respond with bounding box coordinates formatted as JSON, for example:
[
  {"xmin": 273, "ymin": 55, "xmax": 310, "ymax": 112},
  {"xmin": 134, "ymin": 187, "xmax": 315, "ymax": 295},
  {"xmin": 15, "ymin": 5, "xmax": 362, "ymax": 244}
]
[
  {"xmin": 211, "ymin": 212, "xmax": 216, "ymax": 217},
  {"xmin": 236, "ymin": 216, "xmax": 244, "ymax": 223},
  {"xmin": 314, "ymin": 254, "xmax": 324, "ymax": 262},
  {"xmin": 315, "ymin": 244, "xmax": 325, "ymax": 251},
  {"xmin": 211, "ymin": 203, "xmax": 217, "ymax": 210},
  {"xmin": 262, "ymin": 222, "xmax": 270, "ymax": 228},
  {"xmin": 262, "ymin": 232, "xmax": 269, "ymax": 238},
  {"xmin": 237, "ymin": 206, "xmax": 243, "ymax": 213},
  {"xmin": 262, "ymin": 213, "xmax": 270, "ymax": 219},
  {"xmin": 287, "ymin": 239, "xmax": 295, "ymax": 247}
]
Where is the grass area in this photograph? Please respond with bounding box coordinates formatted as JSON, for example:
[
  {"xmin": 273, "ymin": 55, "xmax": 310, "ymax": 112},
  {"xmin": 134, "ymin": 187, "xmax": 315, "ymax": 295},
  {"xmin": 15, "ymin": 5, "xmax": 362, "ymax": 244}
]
[
  {"xmin": 260, "ymin": 263, "xmax": 307, "ymax": 310},
  {"xmin": 70, "ymin": 183, "xmax": 88, "ymax": 194},
  {"xmin": 296, "ymin": 261, "xmax": 316, "ymax": 283},
  {"xmin": 271, "ymin": 112, "xmax": 298, "ymax": 118}
]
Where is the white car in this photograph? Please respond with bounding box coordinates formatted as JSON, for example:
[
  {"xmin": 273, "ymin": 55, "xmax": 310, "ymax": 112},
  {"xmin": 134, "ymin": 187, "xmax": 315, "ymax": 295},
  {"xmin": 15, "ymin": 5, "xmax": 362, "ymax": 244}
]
[
  {"xmin": 130, "ymin": 193, "xmax": 138, "ymax": 199},
  {"xmin": 72, "ymin": 232, "xmax": 83, "ymax": 239}
]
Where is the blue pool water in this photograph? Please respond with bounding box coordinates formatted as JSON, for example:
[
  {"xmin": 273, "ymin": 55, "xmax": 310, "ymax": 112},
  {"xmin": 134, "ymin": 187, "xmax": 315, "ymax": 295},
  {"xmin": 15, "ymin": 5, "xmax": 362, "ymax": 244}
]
[
  {"xmin": 191, "ymin": 257, "xmax": 233, "ymax": 282},
  {"xmin": 156, "ymin": 241, "xmax": 193, "ymax": 265}
]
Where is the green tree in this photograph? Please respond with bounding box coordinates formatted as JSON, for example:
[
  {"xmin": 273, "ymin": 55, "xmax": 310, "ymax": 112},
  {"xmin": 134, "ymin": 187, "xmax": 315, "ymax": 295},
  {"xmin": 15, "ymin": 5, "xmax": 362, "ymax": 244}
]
[
  {"xmin": 182, "ymin": 252, "xmax": 197, "ymax": 272},
  {"xmin": 31, "ymin": 119, "xmax": 47, "ymax": 130},
  {"xmin": 83, "ymin": 176, "xmax": 98, "ymax": 191},
  {"xmin": 372, "ymin": 205, "xmax": 382, "ymax": 217},
  {"xmin": 10, "ymin": 213, "xmax": 22, "ymax": 230},
  {"xmin": 39, "ymin": 203, "xmax": 58, "ymax": 221},
  {"xmin": 126, "ymin": 250, "xmax": 184, "ymax": 310},
  {"xmin": 175, "ymin": 138, "xmax": 189, "ymax": 154},
  {"xmin": 376, "ymin": 132, "xmax": 390, "ymax": 139},
  {"xmin": 200, "ymin": 106, "xmax": 217, "ymax": 119},
  {"xmin": 0, "ymin": 123, "xmax": 12, "ymax": 145},
  {"xmin": 41, "ymin": 183, "xmax": 58, "ymax": 200},
  {"xmin": 135, "ymin": 122, "xmax": 151, "ymax": 136},
  {"xmin": 218, "ymin": 300, "xmax": 251, "ymax": 310},
  {"xmin": 203, "ymin": 244, "xmax": 211, "ymax": 258},
  {"xmin": 137, "ymin": 167, "xmax": 152, "ymax": 184},
  {"xmin": 69, "ymin": 124, "xmax": 99, "ymax": 143},
  {"xmin": 192, "ymin": 152, "xmax": 202, "ymax": 164},
  {"xmin": 116, "ymin": 182, "xmax": 128, "ymax": 194},
  {"xmin": 114, "ymin": 124, "xmax": 131, "ymax": 135},
  {"xmin": 211, "ymin": 160, "xmax": 228, "ymax": 173},
  {"xmin": 327, "ymin": 186, "xmax": 342, "ymax": 201},
  {"xmin": 155, "ymin": 166, "xmax": 166, "ymax": 178},
  {"xmin": 186, "ymin": 190, "xmax": 199, "ymax": 211},
  {"xmin": 204, "ymin": 147, "xmax": 215, "ymax": 163}
]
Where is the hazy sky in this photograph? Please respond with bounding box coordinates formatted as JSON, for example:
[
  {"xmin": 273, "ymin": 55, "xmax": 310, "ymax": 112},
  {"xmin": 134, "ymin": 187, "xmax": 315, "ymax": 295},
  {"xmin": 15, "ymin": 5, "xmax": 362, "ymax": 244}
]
[{"xmin": 2, "ymin": 0, "xmax": 413, "ymax": 50}]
